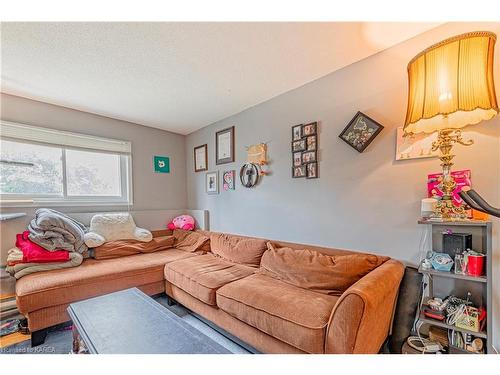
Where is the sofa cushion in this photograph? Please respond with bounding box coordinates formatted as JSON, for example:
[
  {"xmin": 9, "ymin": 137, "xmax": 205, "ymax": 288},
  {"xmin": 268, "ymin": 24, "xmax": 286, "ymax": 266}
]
[
  {"xmin": 164, "ymin": 254, "xmax": 255, "ymax": 305},
  {"xmin": 209, "ymin": 233, "xmax": 267, "ymax": 267},
  {"xmin": 16, "ymin": 249, "xmax": 198, "ymax": 313},
  {"xmin": 259, "ymin": 243, "xmax": 389, "ymax": 295},
  {"xmin": 93, "ymin": 235, "xmax": 175, "ymax": 260},
  {"xmin": 216, "ymin": 274, "xmax": 339, "ymax": 353},
  {"xmin": 173, "ymin": 229, "xmax": 210, "ymax": 253}
]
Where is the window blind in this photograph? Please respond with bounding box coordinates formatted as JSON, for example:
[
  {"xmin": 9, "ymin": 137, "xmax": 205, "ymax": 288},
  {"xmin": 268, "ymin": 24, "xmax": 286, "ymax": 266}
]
[{"xmin": 0, "ymin": 120, "xmax": 132, "ymax": 154}]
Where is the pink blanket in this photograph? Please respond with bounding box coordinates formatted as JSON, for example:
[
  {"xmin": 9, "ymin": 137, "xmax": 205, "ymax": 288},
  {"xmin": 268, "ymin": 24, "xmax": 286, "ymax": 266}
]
[{"xmin": 16, "ymin": 231, "xmax": 69, "ymax": 263}]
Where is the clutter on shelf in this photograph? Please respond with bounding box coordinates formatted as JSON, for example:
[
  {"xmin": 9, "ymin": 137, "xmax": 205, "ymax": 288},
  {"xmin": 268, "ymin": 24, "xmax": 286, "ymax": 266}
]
[
  {"xmin": 421, "ymin": 248, "xmax": 485, "ymax": 277},
  {"xmin": 420, "ymin": 227, "xmax": 486, "ymax": 278},
  {"xmin": 416, "ymin": 293, "xmax": 487, "ymax": 354}
]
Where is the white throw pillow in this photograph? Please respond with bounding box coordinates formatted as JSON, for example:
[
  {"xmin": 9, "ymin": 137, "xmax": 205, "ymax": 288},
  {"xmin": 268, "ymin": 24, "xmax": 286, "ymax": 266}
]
[{"xmin": 84, "ymin": 213, "xmax": 152, "ymax": 247}]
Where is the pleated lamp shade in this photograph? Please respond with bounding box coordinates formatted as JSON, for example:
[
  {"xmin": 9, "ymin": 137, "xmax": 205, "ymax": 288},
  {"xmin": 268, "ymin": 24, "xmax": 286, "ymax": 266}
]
[{"xmin": 404, "ymin": 31, "xmax": 498, "ymax": 135}]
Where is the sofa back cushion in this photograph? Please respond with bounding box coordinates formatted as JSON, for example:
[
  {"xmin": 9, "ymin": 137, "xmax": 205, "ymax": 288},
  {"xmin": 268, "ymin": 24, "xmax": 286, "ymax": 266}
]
[
  {"xmin": 210, "ymin": 233, "xmax": 267, "ymax": 267},
  {"xmin": 259, "ymin": 243, "xmax": 389, "ymax": 295},
  {"xmin": 173, "ymin": 229, "xmax": 210, "ymax": 253},
  {"xmin": 93, "ymin": 236, "xmax": 175, "ymax": 260}
]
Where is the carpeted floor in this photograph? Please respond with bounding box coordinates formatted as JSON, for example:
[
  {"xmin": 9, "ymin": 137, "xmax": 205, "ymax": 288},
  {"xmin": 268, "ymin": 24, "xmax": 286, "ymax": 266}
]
[{"xmin": 0, "ymin": 295, "xmax": 253, "ymax": 354}]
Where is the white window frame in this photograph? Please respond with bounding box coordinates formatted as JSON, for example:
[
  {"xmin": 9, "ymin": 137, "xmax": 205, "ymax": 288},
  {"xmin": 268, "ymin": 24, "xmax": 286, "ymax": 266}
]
[{"xmin": 0, "ymin": 121, "xmax": 133, "ymax": 207}]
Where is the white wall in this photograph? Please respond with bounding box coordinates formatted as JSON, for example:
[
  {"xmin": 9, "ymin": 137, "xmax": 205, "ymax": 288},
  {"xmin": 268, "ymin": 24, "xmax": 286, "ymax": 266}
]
[{"xmin": 185, "ymin": 23, "xmax": 500, "ymax": 349}]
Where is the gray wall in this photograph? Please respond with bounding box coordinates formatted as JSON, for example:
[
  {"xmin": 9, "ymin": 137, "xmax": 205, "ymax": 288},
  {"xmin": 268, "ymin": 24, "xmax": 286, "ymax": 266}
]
[
  {"xmin": 185, "ymin": 24, "xmax": 500, "ymax": 349},
  {"xmin": 185, "ymin": 24, "xmax": 500, "ymax": 265},
  {"xmin": 0, "ymin": 93, "xmax": 187, "ymax": 211}
]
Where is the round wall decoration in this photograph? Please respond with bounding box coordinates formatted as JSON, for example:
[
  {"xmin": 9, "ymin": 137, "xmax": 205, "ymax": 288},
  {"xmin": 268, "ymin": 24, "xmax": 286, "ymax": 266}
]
[{"xmin": 239, "ymin": 163, "xmax": 260, "ymax": 188}]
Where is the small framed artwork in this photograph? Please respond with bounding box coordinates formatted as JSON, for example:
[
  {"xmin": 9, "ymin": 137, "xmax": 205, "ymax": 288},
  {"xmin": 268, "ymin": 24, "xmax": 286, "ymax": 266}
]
[
  {"xmin": 292, "ymin": 165, "xmax": 306, "ymax": 178},
  {"xmin": 222, "ymin": 170, "xmax": 235, "ymax": 191},
  {"xmin": 206, "ymin": 171, "xmax": 219, "ymax": 194},
  {"xmin": 306, "ymin": 162, "xmax": 318, "ymax": 179},
  {"xmin": 301, "ymin": 151, "xmax": 317, "ymax": 164},
  {"xmin": 216, "ymin": 126, "xmax": 235, "ymax": 165},
  {"xmin": 153, "ymin": 156, "xmax": 170, "ymax": 173},
  {"xmin": 306, "ymin": 135, "xmax": 317, "ymax": 151},
  {"xmin": 303, "ymin": 122, "xmax": 317, "ymax": 136},
  {"xmin": 292, "ymin": 124, "xmax": 303, "ymax": 141},
  {"xmin": 194, "ymin": 144, "xmax": 208, "ymax": 172},
  {"xmin": 292, "ymin": 139, "xmax": 306, "ymax": 152},
  {"xmin": 293, "ymin": 152, "xmax": 302, "ymax": 167},
  {"xmin": 339, "ymin": 111, "xmax": 384, "ymax": 153}
]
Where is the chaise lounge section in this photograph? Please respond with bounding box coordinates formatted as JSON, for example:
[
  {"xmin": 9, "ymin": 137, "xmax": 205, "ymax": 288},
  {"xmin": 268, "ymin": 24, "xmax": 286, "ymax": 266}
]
[{"xmin": 15, "ymin": 247, "xmax": 198, "ymax": 345}]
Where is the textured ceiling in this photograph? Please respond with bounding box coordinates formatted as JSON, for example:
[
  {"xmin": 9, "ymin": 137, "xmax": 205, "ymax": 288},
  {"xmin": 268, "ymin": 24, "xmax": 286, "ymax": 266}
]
[{"xmin": 1, "ymin": 22, "xmax": 440, "ymax": 134}]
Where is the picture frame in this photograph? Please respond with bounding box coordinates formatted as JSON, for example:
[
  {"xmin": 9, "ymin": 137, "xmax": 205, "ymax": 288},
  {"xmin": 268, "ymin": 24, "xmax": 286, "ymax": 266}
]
[
  {"xmin": 306, "ymin": 162, "xmax": 318, "ymax": 179},
  {"xmin": 222, "ymin": 170, "xmax": 235, "ymax": 191},
  {"xmin": 306, "ymin": 135, "xmax": 317, "ymax": 151},
  {"xmin": 153, "ymin": 156, "xmax": 170, "ymax": 173},
  {"xmin": 216, "ymin": 126, "xmax": 235, "ymax": 165},
  {"xmin": 301, "ymin": 150, "xmax": 317, "ymax": 164},
  {"xmin": 292, "ymin": 139, "xmax": 306, "ymax": 152},
  {"xmin": 302, "ymin": 122, "xmax": 317, "ymax": 136},
  {"xmin": 292, "ymin": 124, "xmax": 303, "ymax": 141},
  {"xmin": 194, "ymin": 144, "xmax": 208, "ymax": 172},
  {"xmin": 292, "ymin": 165, "xmax": 306, "ymax": 178},
  {"xmin": 339, "ymin": 111, "xmax": 384, "ymax": 153},
  {"xmin": 290, "ymin": 121, "xmax": 320, "ymax": 181},
  {"xmin": 293, "ymin": 152, "xmax": 303, "ymax": 167},
  {"xmin": 206, "ymin": 171, "xmax": 219, "ymax": 194}
]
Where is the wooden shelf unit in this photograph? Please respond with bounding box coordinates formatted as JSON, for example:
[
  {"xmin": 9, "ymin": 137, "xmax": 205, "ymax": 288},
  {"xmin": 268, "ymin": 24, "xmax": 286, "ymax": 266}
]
[{"xmin": 416, "ymin": 219, "xmax": 492, "ymax": 354}]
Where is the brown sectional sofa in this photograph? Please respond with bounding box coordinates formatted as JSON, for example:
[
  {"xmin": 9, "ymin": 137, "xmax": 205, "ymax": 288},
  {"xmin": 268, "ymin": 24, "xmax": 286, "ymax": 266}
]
[{"xmin": 15, "ymin": 229, "xmax": 404, "ymax": 353}]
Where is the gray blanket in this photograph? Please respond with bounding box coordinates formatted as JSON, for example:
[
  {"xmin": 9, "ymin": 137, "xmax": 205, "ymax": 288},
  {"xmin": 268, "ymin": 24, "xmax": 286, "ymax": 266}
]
[{"xmin": 28, "ymin": 208, "xmax": 88, "ymax": 254}]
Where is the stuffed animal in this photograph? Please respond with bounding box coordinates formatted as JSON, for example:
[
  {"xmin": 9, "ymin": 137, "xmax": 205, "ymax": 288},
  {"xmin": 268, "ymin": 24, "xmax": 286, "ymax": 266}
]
[
  {"xmin": 84, "ymin": 213, "xmax": 152, "ymax": 248},
  {"xmin": 167, "ymin": 215, "xmax": 195, "ymax": 231}
]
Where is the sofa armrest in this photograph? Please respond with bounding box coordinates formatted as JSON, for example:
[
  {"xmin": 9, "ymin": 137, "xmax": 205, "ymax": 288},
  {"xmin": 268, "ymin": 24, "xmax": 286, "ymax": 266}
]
[{"xmin": 325, "ymin": 259, "xmax": 405, "ymax": 353}]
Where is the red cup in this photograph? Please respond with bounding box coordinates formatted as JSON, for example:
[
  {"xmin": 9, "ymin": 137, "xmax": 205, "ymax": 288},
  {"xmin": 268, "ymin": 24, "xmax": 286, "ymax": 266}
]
[{"xmin": 467, "ymin": 255, "xmax": 485, "ymax": 276}]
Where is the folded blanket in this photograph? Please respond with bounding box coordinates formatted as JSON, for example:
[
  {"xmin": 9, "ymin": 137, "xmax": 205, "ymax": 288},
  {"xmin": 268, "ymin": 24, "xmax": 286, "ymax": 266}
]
[
  {"xmin": 93, "ymin": 235, "xmax": 175, "ymax": 260},
  {"xmin": 15, "ymin": 231, "xmax": 70, "ymax": 263},
  {"xmin": 6, "ymin": 252, "xmax": 83, "ymax": 279},
  {"xmin": 28, "ymin": 208, "xmax": 88, "ymax": 254},
  {"xmin": 7, "ymin": 248, "xmax": 23, "ymax": 266}
]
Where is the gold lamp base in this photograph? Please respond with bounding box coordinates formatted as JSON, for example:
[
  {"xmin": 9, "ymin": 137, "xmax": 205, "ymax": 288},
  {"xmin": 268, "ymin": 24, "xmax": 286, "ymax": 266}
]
[
  {"xmin": 433, "ymin": 198, "xmax": 468, "ymax": 219},
  {"xmin": 430, "ymin": 128, "xmax": 473, "ymax": 220}
]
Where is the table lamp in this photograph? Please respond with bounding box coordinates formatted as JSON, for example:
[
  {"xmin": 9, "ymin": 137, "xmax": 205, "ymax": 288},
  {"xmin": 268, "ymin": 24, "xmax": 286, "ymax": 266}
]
[{"xmin": 403, "ymin": 31, "xmax": 499, "ymax": 219}]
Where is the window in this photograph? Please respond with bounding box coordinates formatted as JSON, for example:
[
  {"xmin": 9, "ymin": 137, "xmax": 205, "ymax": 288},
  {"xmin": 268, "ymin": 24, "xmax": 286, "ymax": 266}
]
[
  {"xmin": 0, "ymin": 121, "xmax": 132, "ymax": 206},
  {"xmin": 65, "ymin": 149, "xmax": 122, "ymax": 196},
  {"xmin": 0, "ymin": 140, "xmax": 63, "ymax": 196}
]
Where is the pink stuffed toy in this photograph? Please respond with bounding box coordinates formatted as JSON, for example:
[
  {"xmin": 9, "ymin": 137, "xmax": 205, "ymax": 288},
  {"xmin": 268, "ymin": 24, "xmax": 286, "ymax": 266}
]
[{"xmin": 167, "ymin": 215, "xmax": 195, "ymax": 231}]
